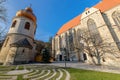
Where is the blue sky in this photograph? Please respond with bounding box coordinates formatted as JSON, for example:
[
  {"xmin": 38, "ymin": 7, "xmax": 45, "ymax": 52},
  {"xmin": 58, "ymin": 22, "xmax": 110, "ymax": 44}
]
[{"xmin": 5, "ymin": 0, "xmax": 100, "ymax": 42}]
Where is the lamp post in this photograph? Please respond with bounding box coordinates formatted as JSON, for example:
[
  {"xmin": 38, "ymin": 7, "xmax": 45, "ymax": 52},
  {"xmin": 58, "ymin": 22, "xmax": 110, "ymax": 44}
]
[
  {"xmin": 60, "ymin": 47, "xmax": 67, "ymax": 68},
  {"xmin": 63, "ymin": 48, "xmax": 67, "ymax": 68},
  {"xmin": 64, "ymin": 55, "xmax": 67, "ymax": 68}
]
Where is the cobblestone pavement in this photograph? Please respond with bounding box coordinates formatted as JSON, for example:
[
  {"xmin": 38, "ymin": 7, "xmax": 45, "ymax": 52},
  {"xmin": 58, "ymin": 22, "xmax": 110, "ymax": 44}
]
[{"xmin": 33, "ymin": 61, "xmax": 120, "ymax": 74}]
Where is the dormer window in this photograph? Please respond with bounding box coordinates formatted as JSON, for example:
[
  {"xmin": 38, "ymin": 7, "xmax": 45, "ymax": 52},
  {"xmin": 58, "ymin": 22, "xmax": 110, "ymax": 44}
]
[
  {"xmin": 85, "ymin": 11, "xmax": 90, "ymax": 15},
  {"xmin": 24, "ymin": 22, "xmax": 30, "ymax": 30},
  {"xmin": 11, "ymin": 20, "xmax": 17, "ymax": 28}
]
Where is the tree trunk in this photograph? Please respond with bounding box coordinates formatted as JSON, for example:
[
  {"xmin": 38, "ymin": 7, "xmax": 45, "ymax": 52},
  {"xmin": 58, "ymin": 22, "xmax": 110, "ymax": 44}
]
[{"xmin": 97, "ymin": 56, "xmax": 101, "ymax": 65}]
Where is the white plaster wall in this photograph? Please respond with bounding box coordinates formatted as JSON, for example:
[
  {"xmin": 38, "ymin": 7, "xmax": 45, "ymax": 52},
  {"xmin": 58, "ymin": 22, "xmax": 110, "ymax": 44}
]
[{"xmin": 8, "ymin": 17, "xmax": 36, "ymax": 39}]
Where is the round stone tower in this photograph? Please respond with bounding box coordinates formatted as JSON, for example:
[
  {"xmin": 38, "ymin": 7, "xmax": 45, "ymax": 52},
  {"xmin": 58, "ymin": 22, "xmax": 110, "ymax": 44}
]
[{"xmin": 0, "ymin": 7, "xmax": 37, "ymax": 65}]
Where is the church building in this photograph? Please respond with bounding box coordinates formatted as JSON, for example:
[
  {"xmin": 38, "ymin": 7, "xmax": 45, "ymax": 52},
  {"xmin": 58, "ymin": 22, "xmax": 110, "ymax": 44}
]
[
  {"xmin": 0, "ymin": 7, "xmax": 37, "ymax": 65},
  {"xmin": 52, "ymin": 0, "xmax": 120, "ymax": 66}
]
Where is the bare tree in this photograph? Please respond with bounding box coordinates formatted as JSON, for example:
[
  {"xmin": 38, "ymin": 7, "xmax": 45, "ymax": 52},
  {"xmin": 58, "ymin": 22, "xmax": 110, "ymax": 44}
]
[
  {"xmin": 0, "ymin": 0, "xmax": 7, "ymax": 48},
  {"xmin": 75, "ymin": 29, "xmax": 118, "ymax": 65},
  {"xmin": 0, "ymin": 0, "xmax": 6, "ymax": 21}
]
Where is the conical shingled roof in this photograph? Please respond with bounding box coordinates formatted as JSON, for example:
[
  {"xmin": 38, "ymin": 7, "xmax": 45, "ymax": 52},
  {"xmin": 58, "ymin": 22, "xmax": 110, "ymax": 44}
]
[{"xmin": 10, "ymin": 38, "xmax": 33, "ymax": 49}]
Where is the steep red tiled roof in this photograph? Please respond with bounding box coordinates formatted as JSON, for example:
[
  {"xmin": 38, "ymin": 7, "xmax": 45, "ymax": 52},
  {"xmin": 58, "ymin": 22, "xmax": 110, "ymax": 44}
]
[
  {"xmin": 57, "ymin": 15, "xmax": 81, "ymax": 35},
  {"xmin": 94, "ymin": 0, "xmax": 120, "ymax": 12},
  {"xmin": 56, "ymin": 0, "xmax": 120, "ymax": 35}
]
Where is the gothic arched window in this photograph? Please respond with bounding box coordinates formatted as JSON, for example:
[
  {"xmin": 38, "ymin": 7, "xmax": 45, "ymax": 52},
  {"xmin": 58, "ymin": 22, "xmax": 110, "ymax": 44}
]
[
  {"xmin": 87, "ymin": 19, "xmax": 98, "ymax": 35},
  {"xmin": 112, "ymin": 11, "xmax": 120, "ymax": 29},
  {"xmin": 55, "ymin": 38, "xmax": 58, "ymax": 50},
  {"xmin": 59, "ymin": 36, "xmax": 62, "ymax": 49},
  {"xmin": 25, "ymin": 22, "xmax": 30, "ymax": 30},
  {"xmin": 11, "ymin": 20, "xmax": 17, "ymax": 28},
  {"xmin": 87, "ymin": 19, "xmax": 101, "ymax": 43},
  {"xmin": 69, "ymin": 29, "xmax": 73, "ymax": 43},
  {"xmin": 76, "ymin": 29, "xmax": 83, "ymax": 48},
  {"xmin": 61, "ymin": 36, "xmax": 64, "ymax": 47},
  {"xmin": 77, "ymin": 29, "xmax": 82, "ymax": 42},
  {"xmin": 65, "ymin": 33, "xmax": 68, "ymax": 48},
  {"xmin": 68, "ymin": 30, "xmax": 74, "ymax": 51},
  {"xmin": 73, "ymin": 29, "xmax": 77, "ymax": 47}
]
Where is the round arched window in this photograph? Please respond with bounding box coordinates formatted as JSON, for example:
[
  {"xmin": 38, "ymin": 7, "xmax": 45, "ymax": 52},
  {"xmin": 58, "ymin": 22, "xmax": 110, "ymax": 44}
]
[
  {"xmin": 24, "ymin": 22, "xmax": 30, "ymax": 30},
  {"xmin": 11, "ymin": 20, "xmax": 17, "ymax": 28}
]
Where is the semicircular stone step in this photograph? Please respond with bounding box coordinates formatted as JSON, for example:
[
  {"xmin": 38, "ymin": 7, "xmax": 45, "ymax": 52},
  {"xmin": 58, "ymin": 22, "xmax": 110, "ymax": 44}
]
[
  {"xmin": 24, "ymin": 69, "xmax": 40, "ymax": 79},
  {"xmin": 44, "ymin": 69, "xmax": 57, "ymax": 80},
  {"xmin": 27, "ymin": 70, "xmax": 45, "ymax": 79},
  {"xmin": 62, "ymin": 69, "xmax": 71, "ymax": 80},
  {"xmin": 0, "ymin": 75, "xmax": 17, "ymax": 80},
  {"xmin": 31, "ymin": 70, "xmax": 51, "ymax": 80},
  {"xmin": 56, "ymin": 69, "xmax": 63, "ymax": 80}
]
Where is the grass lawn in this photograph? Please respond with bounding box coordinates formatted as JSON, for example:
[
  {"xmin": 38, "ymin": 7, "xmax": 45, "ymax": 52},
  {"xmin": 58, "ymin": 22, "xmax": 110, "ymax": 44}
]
[
  {"xmin": 17, "ymin": 66, "xmax": 24, "ymax": 70},
  {"xmin": 67, "ymin": 68, "xmax": 120, "ymax": 80},
  {"xmin": 17, "ymin": 75, "xmax": 23, "ymax": 80}
]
